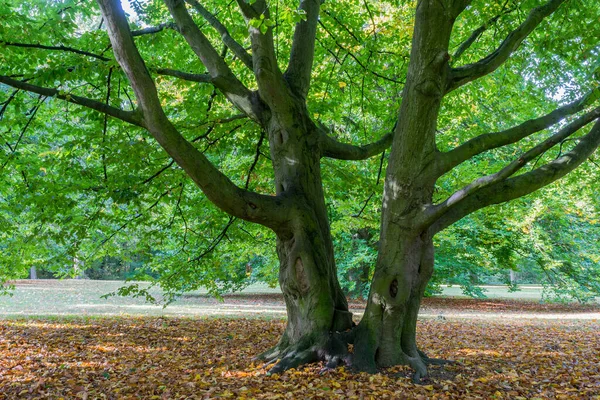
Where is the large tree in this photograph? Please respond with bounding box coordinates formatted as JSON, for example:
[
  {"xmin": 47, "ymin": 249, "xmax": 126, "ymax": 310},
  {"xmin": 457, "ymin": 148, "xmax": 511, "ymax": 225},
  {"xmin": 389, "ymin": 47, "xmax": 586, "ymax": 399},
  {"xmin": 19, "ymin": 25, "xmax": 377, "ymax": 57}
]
[{"xmin": 1, "ymin": 0, "xmax": 599, "ymax": 380}]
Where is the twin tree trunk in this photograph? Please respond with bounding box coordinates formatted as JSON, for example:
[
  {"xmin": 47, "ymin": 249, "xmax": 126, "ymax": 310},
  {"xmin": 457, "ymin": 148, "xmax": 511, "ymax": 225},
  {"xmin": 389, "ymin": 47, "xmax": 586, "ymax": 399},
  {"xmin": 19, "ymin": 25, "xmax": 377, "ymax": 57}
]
[{"xmin": 261, "ymin": 2, "xmax": 453, "ymax": 380}]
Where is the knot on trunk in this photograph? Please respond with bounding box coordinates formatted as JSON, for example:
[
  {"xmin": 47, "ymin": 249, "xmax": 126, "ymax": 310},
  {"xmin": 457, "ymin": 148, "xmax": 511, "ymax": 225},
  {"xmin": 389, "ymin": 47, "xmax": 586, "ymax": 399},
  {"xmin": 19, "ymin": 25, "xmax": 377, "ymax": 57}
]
[{"xmin": 389, "ymin": 278, "xmax": 399, "ymax": 298}]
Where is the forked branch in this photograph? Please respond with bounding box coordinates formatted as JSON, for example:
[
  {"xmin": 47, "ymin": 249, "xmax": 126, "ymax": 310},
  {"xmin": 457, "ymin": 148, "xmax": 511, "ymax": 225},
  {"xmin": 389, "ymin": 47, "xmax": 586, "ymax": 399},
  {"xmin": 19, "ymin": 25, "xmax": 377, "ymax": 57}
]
[
  {"xmin": 165, "ymin": 0, "xmax": 263, "ymax": 121},
  {"xmin": 186, "ymin": 0, "xmax": 253, "ymax": 69},
  {"xmin": 96, "ymin": 0, "xmax": 290, "ymax": 230},
  {"xmin": 451, "ymin": 4, "xmax": 516, "ymax": 64},
  {"xmin": 447, "ymin": 0, "xmax": 566, "ymax": 93},
  {"xmin": 428, "ymin": 118, "xmax": 600, "ymax": 233},
  {"xmin": 438, "ymin": 90, "xmax": 599, "ymax": 176}
]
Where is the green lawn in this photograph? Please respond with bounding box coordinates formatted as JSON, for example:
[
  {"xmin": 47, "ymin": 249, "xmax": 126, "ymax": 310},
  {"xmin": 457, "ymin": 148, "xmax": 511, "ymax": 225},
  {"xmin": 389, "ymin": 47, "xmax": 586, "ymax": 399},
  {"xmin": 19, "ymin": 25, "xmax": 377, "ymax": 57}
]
[{"xmin": 0, "ymin": 279, "xmax": 597, "ymax": 318}]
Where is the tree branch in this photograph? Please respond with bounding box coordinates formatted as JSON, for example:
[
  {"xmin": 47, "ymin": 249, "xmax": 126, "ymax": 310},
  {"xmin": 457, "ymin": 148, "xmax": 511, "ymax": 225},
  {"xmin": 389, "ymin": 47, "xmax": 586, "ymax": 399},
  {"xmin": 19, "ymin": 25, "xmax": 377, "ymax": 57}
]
[
  {"xmin": 284, "ymin": 0, "xmax": 321, "ymax": 99},
  {"xmin": 154, "ymin": 67, "xmax": 212, "ymax": 83},
  {"xmin": 186, "ymin": 0, "xmax": 253, "ymax": 69},
  {"xmin": 235, "ymin": 0, "xmax": 292, "ymax": 114},
  {"xmin": 0, "ymin": 75, "xmax": 143, "ymax": 127},
  {"xmin": 320, "ymin": 129, "xmax": 393, "ymax": 160},
  {"xmin": 428, "ymin": 118, "xmax": 600, "ymax": 234},
  {"xmin": 96, "ymin": 0, "xmax": 290, "ymax": 230},
  {"xmin": 164, "ymin": 0, "xmax": 264, "ymax": 121},
  {"xmin": 447, "ymin": 0, "xmax": 567, "ymax": 93},
  {"xmin": 0, "ymin": 40, "xmax": 110, "ymax": 61},
  {"xmin": 451, "ymin": 3, "xmax": 515, "ymax": 65},
  {"xmin": 437, "ymin": 91, "xmax": 598, "ymax": 176},
  {"xmin": 131, "ymin": 22, "xmax": 177, "ymax": 36}
]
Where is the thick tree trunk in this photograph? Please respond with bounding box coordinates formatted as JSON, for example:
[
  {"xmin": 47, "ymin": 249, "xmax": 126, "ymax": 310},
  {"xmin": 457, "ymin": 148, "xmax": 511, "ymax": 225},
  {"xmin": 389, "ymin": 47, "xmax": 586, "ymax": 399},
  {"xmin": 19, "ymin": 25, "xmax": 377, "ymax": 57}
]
[
  {"xmin": 257, "ymin": 111, "xmax": 353, "ymax": 372},
  {"xmin": 352, "ymin": 0, "xmax": 455, "ymax": 380},
  {"xmin": 29, "ymin": 266, "xmax": 37, "ymax": 280},
  {"xmin": 353, "ymin": 234, "xmax": 435, "ymax": 380}
]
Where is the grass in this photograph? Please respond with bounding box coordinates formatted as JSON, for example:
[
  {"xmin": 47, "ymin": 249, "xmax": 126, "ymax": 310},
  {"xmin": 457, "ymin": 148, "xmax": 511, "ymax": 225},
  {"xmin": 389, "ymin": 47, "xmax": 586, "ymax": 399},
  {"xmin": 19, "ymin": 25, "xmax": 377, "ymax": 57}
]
[{"xmin": 0, "ymin": 279, "xmax": 598, "ymax": 319}]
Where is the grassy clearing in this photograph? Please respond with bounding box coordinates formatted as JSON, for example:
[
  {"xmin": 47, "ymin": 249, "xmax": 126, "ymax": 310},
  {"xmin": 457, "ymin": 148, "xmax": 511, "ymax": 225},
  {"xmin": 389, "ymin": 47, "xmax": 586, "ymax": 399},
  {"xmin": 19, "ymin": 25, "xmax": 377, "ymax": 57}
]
[{"xmin": 1, "ymin": 280, "xmax": 598, "ymax": 320}]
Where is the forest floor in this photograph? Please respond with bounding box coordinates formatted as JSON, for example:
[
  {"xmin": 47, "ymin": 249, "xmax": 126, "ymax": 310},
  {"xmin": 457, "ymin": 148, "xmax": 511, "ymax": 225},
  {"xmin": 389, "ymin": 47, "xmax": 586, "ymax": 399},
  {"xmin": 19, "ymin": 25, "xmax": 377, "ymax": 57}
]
[{"xmin": 1, "ymin": 280, "xmax": 599, "ymax": 399}]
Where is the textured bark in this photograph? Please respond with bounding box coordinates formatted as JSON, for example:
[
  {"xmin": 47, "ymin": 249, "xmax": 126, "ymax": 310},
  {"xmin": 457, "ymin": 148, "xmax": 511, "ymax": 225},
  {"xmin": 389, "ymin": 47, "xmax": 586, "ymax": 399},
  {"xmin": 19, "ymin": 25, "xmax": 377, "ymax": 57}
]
[
  {"xmin": 353, "ymin": 0, "xmax": 453, "ymax": 380},
  {"xmin": 257, "ymin": 110, "xmax": 353, "ymax": 373}
]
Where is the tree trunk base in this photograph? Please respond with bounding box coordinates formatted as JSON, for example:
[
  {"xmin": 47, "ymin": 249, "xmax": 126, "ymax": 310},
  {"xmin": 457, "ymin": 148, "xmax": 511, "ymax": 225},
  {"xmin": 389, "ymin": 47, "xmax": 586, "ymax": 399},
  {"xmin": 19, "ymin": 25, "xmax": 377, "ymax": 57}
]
[{"xmin": 255, "ymin": 331, "xmax": 351, "ymax": 374}]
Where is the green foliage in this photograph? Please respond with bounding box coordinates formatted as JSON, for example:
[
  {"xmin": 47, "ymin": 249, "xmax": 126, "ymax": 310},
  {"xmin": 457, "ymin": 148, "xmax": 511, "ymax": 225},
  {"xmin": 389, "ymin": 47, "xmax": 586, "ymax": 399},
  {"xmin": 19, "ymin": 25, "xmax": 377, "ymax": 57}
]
[{"xmin": 0, "ymin": 0, "xmax": 599, "ymax": 303}]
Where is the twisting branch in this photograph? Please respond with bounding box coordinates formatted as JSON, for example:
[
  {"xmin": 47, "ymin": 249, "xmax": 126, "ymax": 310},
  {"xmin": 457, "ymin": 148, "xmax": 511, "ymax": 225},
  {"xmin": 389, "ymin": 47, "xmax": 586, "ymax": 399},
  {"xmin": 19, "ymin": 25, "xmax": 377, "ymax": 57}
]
[
  {"xmin": 164, "ymin": 0, "xmax": 263, "ymax": 121},
  {"xmin": 96, "ymin": 0, "xmax": 290, "ymax": 230},
  {"xmin": 437, "ymin": 91, "xmax": 599, "ymax": 176},
  {"xmin": 451, "ymin": 3, "xmax": 516, "ymax": 64},
  {"xmin": 284, "ymin": 0, "xmax": 321, "ymax": 99},
  {"xmin": 447, "ymin": 0, "xmax": 567, "ymax": 93},
  {"xmin": 427, "ymin": 118, "xmax": 600, "ymax": 233},
  {"xmin": 186, "ymin": 0, "xmax": 253, "ymax": 69},
  {"xmin": 0, "ymin": 75, "xmax": 143, "ymax": 127}
]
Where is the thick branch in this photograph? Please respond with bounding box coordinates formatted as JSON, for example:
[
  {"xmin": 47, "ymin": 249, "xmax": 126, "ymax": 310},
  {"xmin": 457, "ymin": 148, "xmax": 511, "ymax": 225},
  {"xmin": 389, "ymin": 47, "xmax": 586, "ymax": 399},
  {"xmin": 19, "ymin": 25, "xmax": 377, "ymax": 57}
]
[
  {"xmin": 0, "ymin": 75, "xmax": 143, "ymax": 127},
  {"xmin": 236, "ymin": 0, "xmax": 292, "ymax": 114},
  {"xmin": 96, "ymin": 0, "xmax": 288, "ymax": 229},
  {"xmin": 165, "ymin": 0, "xmax": 263, "ymax": 121},
  {"xmin": 284, "ymin": 0, "xmax": 321, "ymax": 99},
  {"xmin": 186, "ymin": 0, "xmax": 253, "ymax": 69},
  {"xmin": 320, "ymin": 130, "xmax": 393, "ymax": 160},
  {"xmin": 438, "ymin": 92, "xmax": 596, "ymax": 176},
  {"xmin": 447, "ymin": 0, "xmax": 566, "ymax": 93},
  {"xmin": 429, "ymin": 119, "xmax": 600, "ymax": 234}
]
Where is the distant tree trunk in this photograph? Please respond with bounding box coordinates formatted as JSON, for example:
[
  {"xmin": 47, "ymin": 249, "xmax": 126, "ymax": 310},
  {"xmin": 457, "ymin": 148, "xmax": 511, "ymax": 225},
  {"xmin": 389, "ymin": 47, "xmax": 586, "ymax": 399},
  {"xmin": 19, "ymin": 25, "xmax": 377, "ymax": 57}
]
[
  {"xmin": 73, "ymin": 257, "xmax": 85, "ymax": 279},
  {"xmin": 29, "ymin": 266, "xmax": 37, "ymax": 280},
  {"xmin": 510, "ymin": 270, "xmax": 517, "ymax": 284}
]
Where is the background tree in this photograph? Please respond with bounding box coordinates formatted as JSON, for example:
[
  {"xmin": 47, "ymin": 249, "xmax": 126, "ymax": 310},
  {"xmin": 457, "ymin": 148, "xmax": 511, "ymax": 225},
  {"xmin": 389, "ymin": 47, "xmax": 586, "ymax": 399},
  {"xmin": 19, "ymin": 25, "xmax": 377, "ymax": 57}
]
[{"xmin": 1, "ymin": 0, "xmax": 599, "ymax": 381}]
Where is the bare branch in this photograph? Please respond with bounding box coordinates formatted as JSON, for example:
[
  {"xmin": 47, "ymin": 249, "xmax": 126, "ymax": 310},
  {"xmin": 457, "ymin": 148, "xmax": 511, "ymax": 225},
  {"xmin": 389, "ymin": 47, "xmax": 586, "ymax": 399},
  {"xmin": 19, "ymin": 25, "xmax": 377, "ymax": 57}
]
[
  {"xmin": 447, "ymin": 0, "xmax": 567, "ymax": 93},
  {"xmin": 438, "ymin": 91, "xmax": 597, "ymax": 176},
  {"xmin": 164, "ymin": 0, "xmax": 264, "ymax": 121},
  {"xmin": 284, "ymin": 0, "xmax": 321, "ymax": 99},
  {"xmin": 428, "ymin": 118, "xmax": 600, "ymax": 234},
  {"xmin": 186, "ymin": 0, "xmax": 253, "ymax": 69},
  {"xmin": 96, "ymin": 0, "xmax": 290, "ymax": 230},
  {"xmin": 0, "ymin": 75, "xmax": 143, "ymax": 127}
]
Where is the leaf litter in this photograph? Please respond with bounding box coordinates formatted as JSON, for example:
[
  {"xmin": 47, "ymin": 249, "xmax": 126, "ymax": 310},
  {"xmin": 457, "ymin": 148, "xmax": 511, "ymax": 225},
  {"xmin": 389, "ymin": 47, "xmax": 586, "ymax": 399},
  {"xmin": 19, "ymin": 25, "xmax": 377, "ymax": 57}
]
[{"xmin": 0, "ymin": 312, "xmax": 599, "ymax": 399}]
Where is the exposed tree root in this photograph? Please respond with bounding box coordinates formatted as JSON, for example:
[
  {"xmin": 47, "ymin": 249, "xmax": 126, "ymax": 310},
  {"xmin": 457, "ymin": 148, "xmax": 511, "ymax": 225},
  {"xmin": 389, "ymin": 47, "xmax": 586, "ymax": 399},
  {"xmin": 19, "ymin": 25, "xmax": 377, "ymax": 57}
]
[
  {"xmin": 418, "ymin": 349, "xmax": 454, "ymax": 366},
  {"xmin": 255, "ymin": 333, "xmax": 352, "ymax": 375}
]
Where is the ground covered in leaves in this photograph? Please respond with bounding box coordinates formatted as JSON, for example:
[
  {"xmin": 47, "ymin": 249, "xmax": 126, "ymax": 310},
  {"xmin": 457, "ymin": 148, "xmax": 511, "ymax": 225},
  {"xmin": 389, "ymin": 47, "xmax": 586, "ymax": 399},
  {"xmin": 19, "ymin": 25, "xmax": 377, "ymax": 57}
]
[{"xmin": 1, "ymin": 313, "xmax": 599, "ymax": 399}]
